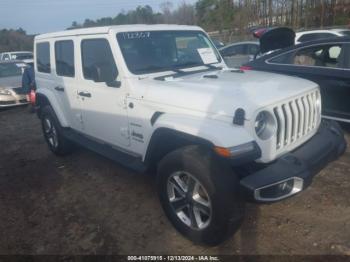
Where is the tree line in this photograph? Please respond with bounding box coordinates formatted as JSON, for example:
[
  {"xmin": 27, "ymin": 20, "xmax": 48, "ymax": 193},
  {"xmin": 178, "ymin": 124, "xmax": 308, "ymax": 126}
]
[
  {"xmin": 69, "ymin": 0, "xmax": 350, "ymax": 33},
  {"xmin": 1, "ymin": 0, "xmax": 349, "ymax": 52},
  {"xmin": 0, "ymin": 28, "xmax": 34, "ymax": 53}
]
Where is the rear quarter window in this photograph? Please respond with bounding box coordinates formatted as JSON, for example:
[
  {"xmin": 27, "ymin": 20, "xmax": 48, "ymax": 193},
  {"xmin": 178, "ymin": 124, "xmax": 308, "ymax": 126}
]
[{"xmin": 36, "ymin": 42, "xmax": 51, "ymax": 73}]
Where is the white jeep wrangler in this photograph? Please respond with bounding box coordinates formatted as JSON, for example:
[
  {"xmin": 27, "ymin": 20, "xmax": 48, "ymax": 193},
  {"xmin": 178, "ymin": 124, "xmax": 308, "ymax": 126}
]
[{"xmin": 34, "ymin": 25, "xmax": 346, "ymax": 245}]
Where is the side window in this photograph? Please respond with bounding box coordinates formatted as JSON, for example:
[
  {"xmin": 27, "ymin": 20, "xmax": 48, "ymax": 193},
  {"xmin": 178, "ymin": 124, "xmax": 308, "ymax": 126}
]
[
  {"xmin": 36, "ymin": 42, "xmax": 51, "ymax": 73},
  {"xmin": 55, "ymin": 40, "xmax": 75, "ymax": 77},
  {"xmin": 269, "ymin": 44, "xmax": 346, "ymax": 68},
  {"xmin": 317, "ymin": 33, "xmax": 336, "ymax": 40},
  {"xmin": 298, "ymin": 34, "xmax": 314, "ymax": 43},
  {"xmin": 222, "ymin": 45, "xmax": 245, "ymax": 56},
  {"xmin": 81, "ymin": 38, "xmax": 118, "ymax": 83},
  {"xmin": 299, "ymin": 33, "xmax": 336, "ymax": 43},
  {"xmin": 248, "ymin": 44, "xmax": 259, "ymax": 55}
]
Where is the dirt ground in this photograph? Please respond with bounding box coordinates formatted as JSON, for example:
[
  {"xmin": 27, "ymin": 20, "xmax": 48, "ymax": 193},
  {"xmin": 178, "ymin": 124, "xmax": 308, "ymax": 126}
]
[{"xmin": 0, "ymin": 106, "xmax": 349, "ymax": 255}]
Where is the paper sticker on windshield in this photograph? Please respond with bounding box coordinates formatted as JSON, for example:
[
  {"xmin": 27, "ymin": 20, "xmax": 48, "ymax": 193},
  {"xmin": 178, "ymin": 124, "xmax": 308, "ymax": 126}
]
[
  {"xmin": 197, "ymin": 48, "xmax": 218, "ymax": 64},
  {"xmin": 123, "ymin": 32, "xmax": 151, "ymax": 39}
]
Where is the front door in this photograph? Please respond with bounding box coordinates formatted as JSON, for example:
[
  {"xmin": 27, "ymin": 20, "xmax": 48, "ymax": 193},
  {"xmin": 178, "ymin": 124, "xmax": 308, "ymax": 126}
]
[{"xmin": 77, "ymin": 37, "xmax": 130, "ymax": 147}]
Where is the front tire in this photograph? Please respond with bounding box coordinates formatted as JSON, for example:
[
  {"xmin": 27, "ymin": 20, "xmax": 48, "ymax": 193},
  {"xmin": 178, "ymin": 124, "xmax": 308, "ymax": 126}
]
[
  {"xmin": 157, "ymin": 145, "xmax": 244, "ymax": 246},
  {"xmin": 41, "ymin": 105, "xmax": 73, "ymax": 156}
]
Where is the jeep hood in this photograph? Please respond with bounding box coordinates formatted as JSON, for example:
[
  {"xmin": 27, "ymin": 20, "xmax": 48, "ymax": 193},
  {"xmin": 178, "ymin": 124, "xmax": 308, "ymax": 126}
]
[{"xmin": 135, "ymin": 69, "xmax": 318, "ymax": 121}]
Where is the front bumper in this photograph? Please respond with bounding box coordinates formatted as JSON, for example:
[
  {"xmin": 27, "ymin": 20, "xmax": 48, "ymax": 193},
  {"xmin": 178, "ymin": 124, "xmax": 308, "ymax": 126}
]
[
  {"xmin": 240, "ymin": 120, "xmax": 347, "ymax": 202},
  {"xmin": 0, "ymin": 94, "xmax": 28, "ymax": 107}
]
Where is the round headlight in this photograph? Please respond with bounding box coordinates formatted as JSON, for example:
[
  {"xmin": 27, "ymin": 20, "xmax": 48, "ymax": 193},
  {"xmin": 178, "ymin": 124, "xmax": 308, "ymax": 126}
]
[{"xmin": 255, "ymin": 111, "xmax": 276, "ymax": 140}]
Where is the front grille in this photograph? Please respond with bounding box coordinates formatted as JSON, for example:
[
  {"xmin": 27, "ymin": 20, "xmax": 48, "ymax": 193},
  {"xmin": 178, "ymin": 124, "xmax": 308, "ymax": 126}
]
[
  {"xmin": 273, "ymin": 90, "xmax": 320, "ymax": 150},
  {"xmin": 0, "ymin": 100, "xmax": 15, "ymax": 105}
]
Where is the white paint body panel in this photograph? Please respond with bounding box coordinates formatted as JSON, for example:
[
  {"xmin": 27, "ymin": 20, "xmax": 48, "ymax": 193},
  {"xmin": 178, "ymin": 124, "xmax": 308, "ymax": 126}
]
[{"xmin": 35, "ymin": 25, "xmax": 321, "ymax": 163}]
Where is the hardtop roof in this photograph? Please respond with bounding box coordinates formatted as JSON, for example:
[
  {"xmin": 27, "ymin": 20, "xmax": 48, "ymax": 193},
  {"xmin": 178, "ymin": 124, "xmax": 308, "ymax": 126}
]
[{"xmin": 35, "ymin": 24, "xmax": 203, "ymax": 40}]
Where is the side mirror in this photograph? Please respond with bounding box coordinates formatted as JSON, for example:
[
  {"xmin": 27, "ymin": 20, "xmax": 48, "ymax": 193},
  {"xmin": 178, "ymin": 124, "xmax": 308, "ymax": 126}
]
[
  {"xmin": 106, "ymin": 80, "xmax": 121, "ymax": 88},
  {"xmin": 91, "ymin": 63, "xmax": 119, "ymax": 87}
]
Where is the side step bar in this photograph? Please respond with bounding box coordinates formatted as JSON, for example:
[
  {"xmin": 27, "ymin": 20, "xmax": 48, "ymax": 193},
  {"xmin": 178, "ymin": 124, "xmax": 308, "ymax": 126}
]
[{"xmin": 62, "ymin": 128, "xmax": 147, "ymax": 173}]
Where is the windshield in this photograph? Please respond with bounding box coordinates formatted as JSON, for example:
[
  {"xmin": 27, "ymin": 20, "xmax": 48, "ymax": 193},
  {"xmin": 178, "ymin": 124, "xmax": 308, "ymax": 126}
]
[
  {"xmin": 0, "ymin": 63, "xmax": 22, "ymax": 78},
  {"xmin": 117, "ymin": 30, "xmax": 221, "ymax": 74},
  {"xmin": 13, "ymin": 53, "xmax": 33, "ymax": 60},
  {"xmin": 11, "ymin": 53, "xmax": 33, "ymax": 60}
]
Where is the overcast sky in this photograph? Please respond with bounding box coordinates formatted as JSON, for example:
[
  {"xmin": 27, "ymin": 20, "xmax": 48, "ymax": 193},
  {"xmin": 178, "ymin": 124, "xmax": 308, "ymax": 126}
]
[{"xmin": 0, "ymin": 0, "xmax": 197, "ymax": 34}]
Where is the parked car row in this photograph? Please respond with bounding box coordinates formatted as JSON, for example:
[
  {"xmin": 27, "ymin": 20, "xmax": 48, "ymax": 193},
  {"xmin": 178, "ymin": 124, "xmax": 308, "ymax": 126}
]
[
  {"xmin": 219, "ymin": 28, "xmax": 350, "ymax": 68},
  {"xmin": 218, "ymin": 27, "xmax": 350, "ymax": 123},
  {"xmin": 245, "ymin": 28, "xmax": 350, "ymax": 123}
]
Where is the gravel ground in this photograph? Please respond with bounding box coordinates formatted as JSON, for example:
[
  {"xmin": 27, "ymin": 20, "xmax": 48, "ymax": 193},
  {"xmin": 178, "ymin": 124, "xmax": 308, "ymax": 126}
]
[{"xmin": 0, "ymin": 106, "xmax": 349, "ymax": 255}]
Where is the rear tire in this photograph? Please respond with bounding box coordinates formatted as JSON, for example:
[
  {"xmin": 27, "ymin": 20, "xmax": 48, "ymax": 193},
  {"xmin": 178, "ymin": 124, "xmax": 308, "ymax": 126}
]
[
  {"xmin": 157, "ymin": 145, "xmax": 244, "ymax": 246},
  {"xmin": 41, "ymin": 105, "xmax": 73, "ymax": 156}
]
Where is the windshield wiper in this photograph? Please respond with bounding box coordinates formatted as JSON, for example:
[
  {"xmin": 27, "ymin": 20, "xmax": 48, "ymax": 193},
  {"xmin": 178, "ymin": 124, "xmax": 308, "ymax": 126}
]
[
  {"xmin": 172, "ymin": 62, "xmax": 222, "ymax": 72},
  {"xmin": 154, "ymin": 64, "xmax": 222, "ymax": 81}
]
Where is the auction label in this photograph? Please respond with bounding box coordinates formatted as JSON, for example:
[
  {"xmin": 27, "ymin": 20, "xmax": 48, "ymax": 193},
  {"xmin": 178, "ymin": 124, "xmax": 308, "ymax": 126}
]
[{"xmin": 197, "ymin": 48, "xmax": 218, "ymax": 64}]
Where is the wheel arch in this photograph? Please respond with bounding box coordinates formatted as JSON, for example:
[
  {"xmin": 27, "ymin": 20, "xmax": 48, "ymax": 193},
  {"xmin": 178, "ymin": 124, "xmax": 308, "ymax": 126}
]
[
  {"xmin": 144, "ymin": 127, "xmax": 214, "ymax": 169},
  {"xmin": 35, "ymin": 91, "xmax": 69, "ymax": 127}
]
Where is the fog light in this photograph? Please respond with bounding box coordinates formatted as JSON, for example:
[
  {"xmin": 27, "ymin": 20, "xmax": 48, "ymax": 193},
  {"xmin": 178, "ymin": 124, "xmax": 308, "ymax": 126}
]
[
  {"xmin": 278, "ymin": 180, "xmax": 293, "ymax": 192},
  {"xmin": 254, "ymin": 177, "xmax": 304, "ymax": 202}
]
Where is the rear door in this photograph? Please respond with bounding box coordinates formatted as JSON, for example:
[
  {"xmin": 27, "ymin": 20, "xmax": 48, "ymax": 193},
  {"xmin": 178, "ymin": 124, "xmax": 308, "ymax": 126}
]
[
  {"xmin": 52, "ymin": 38, "xmax": 83, "ymax": 131},
  {"xmin": 265, "ymin": 42, "xmax": 350, "ymax": 121}
]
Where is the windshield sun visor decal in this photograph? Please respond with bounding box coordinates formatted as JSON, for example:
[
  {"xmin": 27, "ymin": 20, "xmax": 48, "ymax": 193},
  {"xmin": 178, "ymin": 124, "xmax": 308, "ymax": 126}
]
[{"xmin": 123, "ymin": 32, "xmax": 151, "ymax": 39}]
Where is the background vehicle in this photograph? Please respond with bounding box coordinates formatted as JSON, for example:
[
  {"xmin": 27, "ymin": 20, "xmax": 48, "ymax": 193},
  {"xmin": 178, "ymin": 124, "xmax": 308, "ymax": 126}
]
[
  {"xmin": 0, "ymin": 51, "xmax": 34, "ymax": 64},
  {"xmin": 34, "ymin": 25, "xmax": 345, "ymax": 245},
  {"xmin": 0, "ymin": 61, "xmax": 28, "ymax": 108},
  {"xmin": 219, "ymin": 41, "xmax": 259, "ymax": 67},
  {"xmin": 211, "ymin": 38, "xmax": 225, "ymax": 49},
  {"xmin": 244, "ymin": 37, "xmax": 350, "ymax": 123},
  {"xmin": 295, "ymin": 29, "xmax": 350, "ymax": 44}
]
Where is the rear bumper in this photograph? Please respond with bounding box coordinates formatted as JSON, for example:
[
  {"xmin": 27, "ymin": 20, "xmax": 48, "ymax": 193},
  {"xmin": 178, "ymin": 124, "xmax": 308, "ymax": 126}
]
[{"xmin": 240, "ymin": 120, "xmax": 347, "ymax": 202}]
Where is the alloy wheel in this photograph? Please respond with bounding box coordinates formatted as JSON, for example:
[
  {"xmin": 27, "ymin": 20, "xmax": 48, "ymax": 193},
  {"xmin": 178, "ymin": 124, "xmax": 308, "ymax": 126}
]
[
  {"xmin": 43, "ymin": 117, "xmax": 58, "ymax": 149},
  {"xmin": 167, "ymin": 171, "xmax": 212, "ymax": 230}
]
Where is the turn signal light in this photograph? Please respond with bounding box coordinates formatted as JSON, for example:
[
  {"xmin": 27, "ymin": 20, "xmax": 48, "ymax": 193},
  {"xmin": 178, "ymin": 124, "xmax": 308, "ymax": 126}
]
[{"xmin": 214, "ymin": 147, "xmax": 231, "ymax": 158}]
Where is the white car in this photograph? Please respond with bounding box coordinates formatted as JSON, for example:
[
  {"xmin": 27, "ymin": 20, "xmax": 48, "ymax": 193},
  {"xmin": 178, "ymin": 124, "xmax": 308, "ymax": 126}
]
[
  {"xmin": 295, "ymin": 29, "xmax": 350, "ymax": 44},
  {"xmin": 0, "ymin": 51, "xmax": 33, "ymax": 64},
  {"xmin": 0, "ymin": 61, "xmax": 29, "ymax": 107},
  {"xmin": 34, "ymin": 25, "xmax": 346, "ymax": 245}
]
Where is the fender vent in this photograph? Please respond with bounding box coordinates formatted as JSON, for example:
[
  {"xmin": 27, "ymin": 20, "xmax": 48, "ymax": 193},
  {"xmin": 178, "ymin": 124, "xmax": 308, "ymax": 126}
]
[{"xmin": 150, "ymin": 112, "xmax": 164, "ymax": 126}]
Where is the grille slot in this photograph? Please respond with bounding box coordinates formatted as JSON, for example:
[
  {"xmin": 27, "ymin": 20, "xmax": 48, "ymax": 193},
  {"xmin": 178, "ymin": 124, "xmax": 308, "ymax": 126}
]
[{"xmin": 273, "ymin": 90, "xmax": 320, "ymax": 150}]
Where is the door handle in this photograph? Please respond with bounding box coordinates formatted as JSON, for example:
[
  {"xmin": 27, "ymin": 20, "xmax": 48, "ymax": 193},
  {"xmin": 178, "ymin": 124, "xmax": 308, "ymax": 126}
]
[
  {"xmin": 54, "ymin": 86, "xmax": 65, "ymax": 92},
  {"xmin": 78, "ymin": 91, "xmax": 92, "ymax": 98}
]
